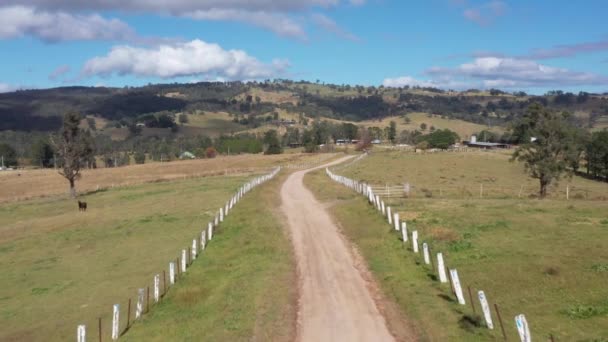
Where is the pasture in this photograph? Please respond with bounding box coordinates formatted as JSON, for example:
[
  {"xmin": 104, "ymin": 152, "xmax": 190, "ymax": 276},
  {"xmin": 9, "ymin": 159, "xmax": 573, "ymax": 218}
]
[
  {"xmin": 0, "ymin": 173, "xmax": 275, "ymax": 341},
  {"xmin": 122, "ymin": 171, "xmax": 296, "ymax": 341},
  {"xmin": 359, "ymin": 112, "xmax": 503, "ymax": 140},
  {"xmin": 0, "ymin": 153, "xmax": 330, "ymax": 341},
  {"xmin": 305, "ymin": 150, "xmax": 608, "ymax": 340},
  {"xmin": 0, "ymin": 153, "xmax": 322, "ymax": 203}
]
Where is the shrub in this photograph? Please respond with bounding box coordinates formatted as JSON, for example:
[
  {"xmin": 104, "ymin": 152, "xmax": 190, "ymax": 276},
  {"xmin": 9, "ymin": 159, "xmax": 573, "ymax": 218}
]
[{"xmin": 205, "ymin": 147, "xmax": 218, "ymax": 159}]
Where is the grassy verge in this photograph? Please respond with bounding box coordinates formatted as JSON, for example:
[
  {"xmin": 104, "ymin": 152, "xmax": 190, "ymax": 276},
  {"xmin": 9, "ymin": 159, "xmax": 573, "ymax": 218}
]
[
  {"xmin": 0, "ymin": 173, "xmax": 289, "ymax": 341},
  {"xmin": 305, "ymin": 151, "xmax": 608, "ymax": 341},
  {"xmin": 122, "ymin": 172, "xmax": 296, "ymax": 341}
]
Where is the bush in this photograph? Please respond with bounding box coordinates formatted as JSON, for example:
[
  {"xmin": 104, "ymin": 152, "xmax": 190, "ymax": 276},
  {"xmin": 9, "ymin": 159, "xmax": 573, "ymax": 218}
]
[
  {"xmin": 134, "ymin": 151, "xmax": 146, "ymax": 164},
  {"xmin": 205, "ymin": 147, "xmax": 218, "ymax": 159}
]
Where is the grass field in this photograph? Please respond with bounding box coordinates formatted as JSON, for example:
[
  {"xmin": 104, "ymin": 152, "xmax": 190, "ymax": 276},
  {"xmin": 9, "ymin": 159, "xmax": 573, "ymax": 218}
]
[
  {"xmin": 0, "ymin": 174, "xmax": 258, "ymax": 341},
  {"xmin": 360, "ymin": 112, "xmax": 503, "ymax": 140},
  {"xmin": 305, "ymin": 151, "xmax": 608, "ymax": 341},
  {"xmin": 344, "ymin": 150, "xmax": 608, "ymax": 200},
  {"xmin": 122, "ymin": 171, "xmax": 296, "ymax": 341},
  {"xmin": 0, "ymin": 153, "xmax": 325, "ymax": 203}
]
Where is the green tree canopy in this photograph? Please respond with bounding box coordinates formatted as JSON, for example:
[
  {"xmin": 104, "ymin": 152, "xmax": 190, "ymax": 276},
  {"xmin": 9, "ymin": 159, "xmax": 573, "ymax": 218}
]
[{"xmin": 512, "ymin": 104, "xmax": 584, "ymax": 198}]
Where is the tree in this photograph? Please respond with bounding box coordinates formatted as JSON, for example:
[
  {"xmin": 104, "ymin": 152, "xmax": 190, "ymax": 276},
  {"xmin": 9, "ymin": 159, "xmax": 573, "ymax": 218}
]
[
  {"xmin": 512, "ymin": 104, "xmax": 583, "ymax": 198},
  {"xmin": 355, "ymin": 127, "xmax": 372, "ymax": 151},
  {"xmin": 0, "ymin": 143, "xmax": 17, "ymax": 167},
  {"xmin": 417, "ymin": 129, "xmax": 459, "ymax": 149},
  {"xmin": 134, "ymin": 151, "xmax": 146, "ymax": 164},
  {"xmin": 263, "ymin": 130, "xmax": 283, "ymax": 155},
  {"xmin": 30, "ymin": 138, "xmax": 54, "ymax": 168},
  {"xmin": 388, "ymin": 121, "xmax": 397, "ymax": 144},
  {"xmin": 51, "ymin": 112, "xmax": 94, "ymax": 198},
  {"xmin": 420, "ymin": 123, "xmax": 427, "ymax": 131},
  {"xmin": 586, "ymin": 130, "xmax": 608, "ymax": 181},
  {"xmin": 178, "ymin": 113, "xmax": 189, "ymax": 124}
]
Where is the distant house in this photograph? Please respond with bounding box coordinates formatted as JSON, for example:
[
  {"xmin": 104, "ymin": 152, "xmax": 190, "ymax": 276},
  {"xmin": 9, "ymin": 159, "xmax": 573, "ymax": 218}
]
[
  {"xmin": 135, "ymin": 122, "xmax": 146, "ymax": 128},
  {"xmin": 464, "ymin": 135, "xmax": 510, "ymax": 149},
  {"xmin": 371, "ymin": 139, "xmax": 382, "ymax": 144},
  {"xmin": 179, "ymin": 151, "xmax": 196, "ymax": 159}
]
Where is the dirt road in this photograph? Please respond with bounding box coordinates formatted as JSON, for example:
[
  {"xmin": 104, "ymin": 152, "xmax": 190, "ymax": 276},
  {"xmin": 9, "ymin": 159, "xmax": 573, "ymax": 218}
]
[{"xmin": 280, "ymin": 157, "xmax": 396, "ymax": 342}]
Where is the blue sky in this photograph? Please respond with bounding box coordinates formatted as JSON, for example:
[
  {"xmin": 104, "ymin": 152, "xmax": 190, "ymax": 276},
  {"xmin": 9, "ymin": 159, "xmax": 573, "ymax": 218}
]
[{"xmin": 0, "ymin": 0, "xmax": 607, "ymax": 94}]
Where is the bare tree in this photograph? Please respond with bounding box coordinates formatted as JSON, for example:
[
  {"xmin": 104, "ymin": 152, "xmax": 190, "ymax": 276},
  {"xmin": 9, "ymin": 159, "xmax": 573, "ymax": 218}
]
[{"xmin": 51, "ymin": 112, "xmax": 92, "ymax": 198}]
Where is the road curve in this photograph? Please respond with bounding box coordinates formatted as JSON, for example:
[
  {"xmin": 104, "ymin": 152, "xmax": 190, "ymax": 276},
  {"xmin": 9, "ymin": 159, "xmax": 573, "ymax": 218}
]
[{"xmin": 280, "ymin": 156, "xmax": 395, "ymax": 342}]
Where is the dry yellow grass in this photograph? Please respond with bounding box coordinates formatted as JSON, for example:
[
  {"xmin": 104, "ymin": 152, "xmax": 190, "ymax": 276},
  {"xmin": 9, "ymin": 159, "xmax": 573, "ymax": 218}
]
[
  {"xmin": 236, "ymin": 88, "xmax": 298, "ymax": 105},
  {"xmin": 360, "ymin": 112, "xmax": 503, "ymax": 139},
  {"xmin": 0, "ymin": 153, "xmax": 330, "ymax": 203}
]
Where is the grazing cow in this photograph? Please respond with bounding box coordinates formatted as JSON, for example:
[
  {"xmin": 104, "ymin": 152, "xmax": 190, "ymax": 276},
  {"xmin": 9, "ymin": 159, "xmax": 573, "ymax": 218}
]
[{"xmin": 78, "ymin": 200, "xmax": 87, "ymax": 212}]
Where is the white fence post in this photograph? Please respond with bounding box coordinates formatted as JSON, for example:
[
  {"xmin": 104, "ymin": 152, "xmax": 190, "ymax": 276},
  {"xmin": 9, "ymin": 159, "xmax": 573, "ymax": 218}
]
[
  {"xmin": 181, "ymin": 249, "xmax": 187, "ymax": 273},
  {"xmin": 154, "ymin": 274, "xmax": 160, "ymax": 303},
  {"xmin": 412, "ymin": 230, "xmax": 419, "ymax": 253},
  {"xmin": 208, "ymin": 222, "xmax": 213, "ymax": 241},
  {"xmin": 169, "ymin": 262, "xmax": 176, "ymax": 284},
  {"xmin": 437, "ymin": 253, "xmax": 447, "ymax": 283},
  {"xmin": 393, "ymin": 213, "xmax": 400, "ymax": 231},
  {"xmin": 515, "ymin": 314, "xmax": 531, "ymax": 342},
  {"xmin": 136, "ymin": 288, "xmax": 145, "ymax": 319},
  {"xmin": 77, "ymin": 325, "xmax": 86, "ymax": 342},
  {"xmin": 192, "ymin": 239, "xmax": 197, "ymax": 260},
  {"xmin": 401, "ymin": 222, "xmax": 408, "ymax": 242},
  {"xmin": 449, "ymin": 269, "xmax": 466, "ymax": 305},
  {"xmin": 111, "ymin": 304, "xmax": 120, "ymax": 341},
  {"xmin": 478, "ymin": 291, "xmax": 494, "ymax": 329},
  {"xmin": 423, "ymin": 243, "xmax": 430, "ymax": 264},
  {"xmin": 387, "ymin": 206, "xmax": 392, "ymax": 225}
]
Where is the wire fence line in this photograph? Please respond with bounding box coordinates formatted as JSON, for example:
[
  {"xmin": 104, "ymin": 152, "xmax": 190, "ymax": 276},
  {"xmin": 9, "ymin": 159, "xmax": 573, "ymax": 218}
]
[
  {"xmin": 75, "ymin": 167, "xmax": 281, "ymax": 342},
  {"xmin": 365, "ymin": 183, "xmax": 608, "ymax": 201},
  {"xmin": 326, "ymin": 166, "xmax": 536, "ymax": 342}
]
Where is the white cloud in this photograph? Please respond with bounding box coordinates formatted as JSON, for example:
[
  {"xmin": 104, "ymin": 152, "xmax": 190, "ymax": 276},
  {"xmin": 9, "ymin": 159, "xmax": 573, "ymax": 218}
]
[
  {"xmin": 189, "ymin": 9, "xmax": 307, "ymax": 40},
  {"xmin": 310, "ymin": 13, "xmax": 360, "ymax": 41},
  {"xmin": 0, "ymin": 83, "xmax": 17, "ymax": 93},
  {"xmin": 49, "ymin": 64, "xmax": 71, "ymax": 81},
  {"xmin": 5, "ymin": 1, "xmax": 353, "ymax": 12},
  {"xmin": 81, "ymin": 39, "xmax": 289, "ymax": 80},
  {"xmin": 0, "ymin": 5, "xmax": 135, "ymax": 42},
  {"xmin": 425, "ymin": 57, "xmax": 608, "ymax": 88},
  {"xmin": 382, "ymin": 75, "xmax": 467, "ymax": 89},
  {"xmin": 0, "ymin": 1, "xmax": 364, "ymax": 41},
  {"xmin": 382, "ymin": 76, "xmax": 436, "ymax": 88}
]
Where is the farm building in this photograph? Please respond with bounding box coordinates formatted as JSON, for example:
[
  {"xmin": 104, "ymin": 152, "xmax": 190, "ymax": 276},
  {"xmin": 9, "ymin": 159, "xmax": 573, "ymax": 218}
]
[{"xmin": 464, "ymin": 135, "xmax": 510, "ymax": 149}]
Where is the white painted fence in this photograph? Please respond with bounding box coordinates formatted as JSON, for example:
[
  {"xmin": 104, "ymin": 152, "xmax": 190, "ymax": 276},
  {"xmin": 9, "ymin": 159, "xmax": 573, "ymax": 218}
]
[
  {"xmin": 77, "ymin": 167, "xmax": 281, "ymax": 340},
  {"xmin": 326, "ymin": 161, "xmax": 532, "ymax": 340}
]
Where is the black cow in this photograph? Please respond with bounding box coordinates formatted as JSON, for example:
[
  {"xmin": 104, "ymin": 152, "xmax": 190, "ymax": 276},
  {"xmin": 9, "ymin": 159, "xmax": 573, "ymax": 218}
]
[{"xmin": 78, "ymin": 200, "xmax": 87, "ymax": 212}]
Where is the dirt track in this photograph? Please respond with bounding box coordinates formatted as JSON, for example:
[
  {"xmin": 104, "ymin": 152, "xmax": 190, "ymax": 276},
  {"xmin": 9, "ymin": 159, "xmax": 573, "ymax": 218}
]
[{"xmin": 280, "ymin": 157, "xmax": 396, "ymax": 342}]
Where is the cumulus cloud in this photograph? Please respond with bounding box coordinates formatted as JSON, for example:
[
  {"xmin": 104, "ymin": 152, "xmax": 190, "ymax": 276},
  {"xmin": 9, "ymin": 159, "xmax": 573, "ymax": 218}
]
[
  {"xmin": 189, "ymin": 9, "xmax": 307, "ymax": 40},
  {"xmin": 425, "ymin": 57, "xmax": 608, "ymax": 88},
  {"xmin": 3, "ymin": 0, "xmax": 359, "ymax": 12},
  {"xmin": 81, "ymin": 39, "xmax": 289, "ymax": 80},
  {"xmin": 462, "ymin": 0, "xmax": 507, "ymax": 26},
  {"xmin": 0, "ymin": 1, "xmax": 364, "ymax": 40},
  {"xmin": 311, "ymin": 13, "xmax": 360, "ymax": 42},
  {"xmin": 0, "ymin": 5, "xmax": 135, "ymax": 42}
]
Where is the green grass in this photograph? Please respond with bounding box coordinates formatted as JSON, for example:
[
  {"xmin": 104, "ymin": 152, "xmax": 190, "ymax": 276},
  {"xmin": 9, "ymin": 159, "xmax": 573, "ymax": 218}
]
[
  {"xmin": 0, "ymin": 173, "xmax": 285, "ymax": 341},
  {"xmin": 122, "ymin": 173, "xmax": 296, "ymax": 341},
  {"xmin": 304, "ymin": 151, "xmax": 608, "ymax": 341},
  {"xmin": 344, "ymin": 150, "xmax": 608, "ymax": 200}
]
